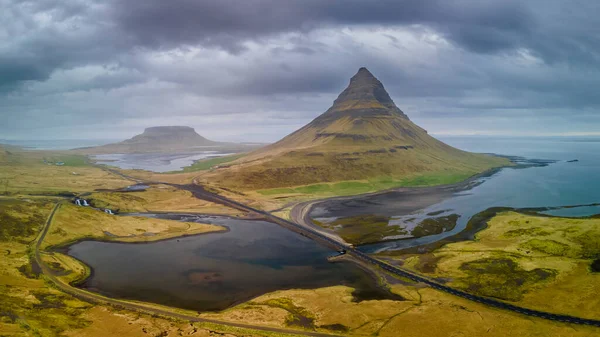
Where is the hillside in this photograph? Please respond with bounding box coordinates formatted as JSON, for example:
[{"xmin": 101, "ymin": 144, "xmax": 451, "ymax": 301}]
[
  {"xmin": 200, "ymin": 68, "xmax": 510, "ymax": 191},
  {"xmin": 76, "ymin": 126, "xmax": 255, "ymax": 154}
]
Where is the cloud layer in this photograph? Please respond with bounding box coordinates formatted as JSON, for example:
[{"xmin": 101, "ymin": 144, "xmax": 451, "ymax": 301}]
[{"xmin": 2, "ymin": 0, "xmax": 600, "ymax": 141}]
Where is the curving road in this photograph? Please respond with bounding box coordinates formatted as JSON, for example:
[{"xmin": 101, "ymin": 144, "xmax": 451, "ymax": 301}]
[
  {"xmin": 289, "ymin": 199, "xmax": 349, "ymax": 246},
  {"xmin": 34, "ymin": 203, "xmax": 342, "ymax": 337}
]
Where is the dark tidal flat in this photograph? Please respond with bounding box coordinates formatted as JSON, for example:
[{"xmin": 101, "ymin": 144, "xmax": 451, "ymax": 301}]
[{"xmin": 67, "ymin": 215, "xmax": 399, "ymax": 311}]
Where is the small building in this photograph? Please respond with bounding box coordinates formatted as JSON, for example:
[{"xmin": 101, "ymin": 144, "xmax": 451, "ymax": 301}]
[{"xmin": 55, "ymin": 162, "xmax": 65, "ymax": 166}]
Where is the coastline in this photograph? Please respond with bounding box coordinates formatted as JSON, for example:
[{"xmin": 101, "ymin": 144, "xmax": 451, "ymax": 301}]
[
  {"xmin": 289, "ymin": 155, "xmax": 556, "ymax": 251},
  {"xmin": 289, "ymin": 165, "xmax": 507, "ymax": 246}
]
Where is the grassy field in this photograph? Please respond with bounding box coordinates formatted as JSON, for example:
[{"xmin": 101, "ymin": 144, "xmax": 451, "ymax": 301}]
[
  {"xmin": 394, "ymin": 211, "xmax": 600, "ymax": 319},
  {"xmin": 88, "ymin": 184, "xmax": 245, "ymax": 215},
  {"xmin": 0, "ymin": 148, "xmax": 130, "ymax": 195},
  {"xmin": 253, "ymin": 172, "xmax": 476, "ymax": 201},
  {"xmin": 201, "ymin": 281, "xmax": 599, "ymax": 336},
  {"xmin": 264, "ymin": 172, "xmax": 473, "ymax": 197},
  {"xmin": 43, "ymin": 203, "xmax": 225, "ymax": 249}
]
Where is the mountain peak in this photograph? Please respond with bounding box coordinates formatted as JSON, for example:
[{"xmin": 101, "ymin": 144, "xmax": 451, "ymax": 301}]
[
  {"xmin": 339, "ymin": 67, "xmax": 394, "ymax": 105},
  {"xmin": 354, "ymin": 67, "xmax": 377, "ymax": 80},
  {"xmin": 314, "ymin": 68, "xmax": 408, "ymax": 124}
]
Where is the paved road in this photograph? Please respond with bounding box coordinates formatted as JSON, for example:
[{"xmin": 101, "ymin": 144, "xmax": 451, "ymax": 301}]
[
  {"xmin": 289, "ymin": 199, "xmax": 349, "ymax": 246},
  {"xmin": 181, "ymin": 184, "xmax": 600, "ymax": 328},
  {"xmin": 34, "ymin": 203, "xmax": 341, "ymax": 337}
]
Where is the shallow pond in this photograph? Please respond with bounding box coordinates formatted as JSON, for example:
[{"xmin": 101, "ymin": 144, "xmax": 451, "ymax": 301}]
[
  {"xmin": 67, "ymin": 214, "xmax": 400, "ymax": 311},
  {"xmin": 92, "ymin": 151, "xmax": 233, "ymax": 172}
]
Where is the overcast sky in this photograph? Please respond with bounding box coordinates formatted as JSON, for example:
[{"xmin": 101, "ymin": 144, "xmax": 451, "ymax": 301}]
[{"xmin": 2, "ymin": 0, "xmax": 600, "ymax": 142}]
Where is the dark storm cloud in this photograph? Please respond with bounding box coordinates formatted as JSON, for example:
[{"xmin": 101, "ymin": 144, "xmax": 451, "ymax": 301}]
[
  {"xmin": 2, "ymin": 0, "xmax": 600, "ymax": 140},
  {"xmin": 1, "ymin": 0, "xmax": 537, "ymax": 91},
  {"xmin": 0, "ymin": 0, "xmax": 129, "ymax": 90},
  {"xmin": 1, "ymin": 0, "xmax": 594, "ymax": 92},
  {"xmin": 111, "ymin": 0, "xmax": 533, "ymax": 53}
]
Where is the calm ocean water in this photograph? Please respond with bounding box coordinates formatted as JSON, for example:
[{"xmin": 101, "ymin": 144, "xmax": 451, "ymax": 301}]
[{"xmin": 321, "ymin": 136, "xmax": 600, "ymax": 253}]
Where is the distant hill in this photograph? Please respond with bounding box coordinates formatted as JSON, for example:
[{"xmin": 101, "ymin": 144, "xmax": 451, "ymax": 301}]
[
  {"xmin": 201, "ymin": 67, "xmax": 509, "ymax": 190},
  {"xmin": 76, "ymin": 126, "xmax": 258, "ymax": 154},
  {"xmin": 0, "ymin": 146, "xmax": 7, "ymax": 161}
]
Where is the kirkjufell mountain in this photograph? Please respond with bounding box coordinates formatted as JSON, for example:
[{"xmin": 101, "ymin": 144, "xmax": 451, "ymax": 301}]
[{"xmin": 202, "ymin": 67, "xmax": 509, "ymax": 190}]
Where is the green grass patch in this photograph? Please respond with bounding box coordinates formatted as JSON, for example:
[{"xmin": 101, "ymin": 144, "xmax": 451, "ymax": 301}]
[
  {"xmin": 44, "ymin": 154, "xmax": 90, "ymax": 167},
  {"xmin": 178, "ymin": 153, "xmax": 245, "ymax": 173},
  {"xmin": 256, "ymin": 187, "xmax": 296, "ymax": 196},
  {"xmin": 0, "ymin": 286, "xmax": 91, "ymax": 335},
  {"xmin": 294, "ymin": 183, "xmax": 333, "ymax": 194},
  {"xmin": 257, "ymin": 171, "xmax": 476, "ymax": 198},
  {"xmin": 503, "ymin": 227, "xmax": 552, "ymax": 238},
  {"xmin": 457, "ymin": 257, "xmax": 557, "ymax": 301},
  {"xmin": 324, "ymin": 215, "xmax": 406, "ymax": 245},
  {"xmin": 411, "ymin": 214, "xmax": 459, "ymax": 237},
  {"xmin": 261, "ymin": 298, "xmax": 316, "ymax": 329},
  {"xmin": 0, "ymin": 203, "xmax": 50, "ymax": 241},
  {"xmin": 521, "ymin": 239, "xmax": 571, "ymax": 256}
]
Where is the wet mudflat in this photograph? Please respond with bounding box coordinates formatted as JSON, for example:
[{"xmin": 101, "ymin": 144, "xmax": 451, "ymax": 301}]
[{"xmin": 67, "ymin": 214, "xmax": 400, "ymax": 311}]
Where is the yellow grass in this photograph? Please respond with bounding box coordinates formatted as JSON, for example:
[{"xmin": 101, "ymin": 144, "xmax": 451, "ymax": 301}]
[
  {"xmin": 43, "ymin": 203, "xmax": 225, "ymax": 249},
  {"xmin": 89, "ymin": 184, "xmax": 244, "ymax": 215},
  {"xmin": 67, "ymin": 306, "xmax": 299, "ymax": 337},
  {"xmin": 400, "ymin": 211, "xmax": 600, "ymax": 319},
  {"xmin": 0, "ymin": 149, "xmax": 130, "ymax": 195},
  {"xmin": 111, "ymin": 168, "xmax": 201, "ymax": 184},
  {"xmin": 202, "ymin": 282, "xmax": 600, "ymax": 336}
]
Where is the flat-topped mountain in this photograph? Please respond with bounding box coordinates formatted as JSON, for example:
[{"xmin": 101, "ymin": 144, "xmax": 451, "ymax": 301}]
[
  {"xmin": 202, "ymin": 67, "xmax": 509, "ymax": 190},
  {"xmin": 77, "ymin": 126, "xmax": 246, "ymax": 154},
  {"xmin": 121, "ymin": 126, "xmax": 215, "ymax": 147}
]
